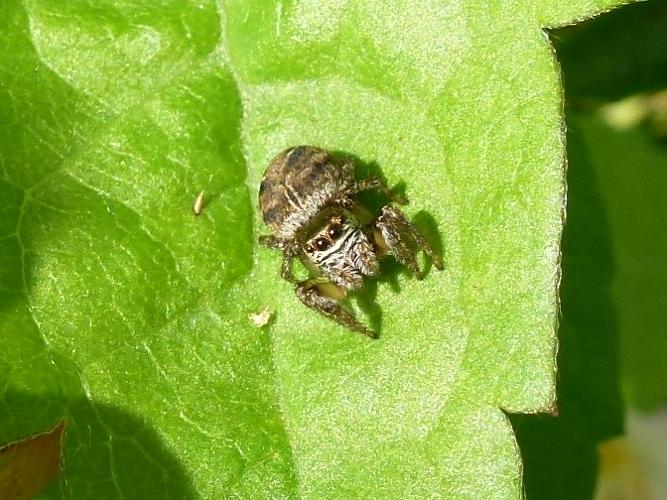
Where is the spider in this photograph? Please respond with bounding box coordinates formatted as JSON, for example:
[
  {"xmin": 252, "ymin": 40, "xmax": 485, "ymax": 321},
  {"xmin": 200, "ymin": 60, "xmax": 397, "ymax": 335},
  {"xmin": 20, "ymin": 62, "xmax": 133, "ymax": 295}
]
[{"xmin": 258, "ymin": 145, "xmax": 443, "ymax": 338}]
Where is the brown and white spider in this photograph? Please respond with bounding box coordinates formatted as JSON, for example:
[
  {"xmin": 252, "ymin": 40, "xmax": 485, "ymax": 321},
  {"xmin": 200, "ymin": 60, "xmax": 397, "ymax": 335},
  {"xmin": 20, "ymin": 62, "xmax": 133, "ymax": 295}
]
[{"xmin": 258, "ymin": 145, "xmax": 443, "ymax": 338}]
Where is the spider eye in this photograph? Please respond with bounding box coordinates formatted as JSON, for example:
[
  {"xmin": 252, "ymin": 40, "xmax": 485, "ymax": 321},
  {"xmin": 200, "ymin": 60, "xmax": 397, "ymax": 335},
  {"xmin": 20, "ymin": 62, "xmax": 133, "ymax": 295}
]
[
  {"xmin": 327, "ymin": 224, "xmax": 342, "ymax": 239},
  {"xmin": 314, "ymin": 237, "xmax": 330, "ymax": 251}
]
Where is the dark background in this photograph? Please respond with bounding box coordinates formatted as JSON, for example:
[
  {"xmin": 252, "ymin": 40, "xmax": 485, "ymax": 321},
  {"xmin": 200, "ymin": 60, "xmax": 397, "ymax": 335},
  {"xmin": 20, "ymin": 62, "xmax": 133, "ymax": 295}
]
[{"xmin": 512, "ymin": 2, "xmax": 667, "ymax": 498}]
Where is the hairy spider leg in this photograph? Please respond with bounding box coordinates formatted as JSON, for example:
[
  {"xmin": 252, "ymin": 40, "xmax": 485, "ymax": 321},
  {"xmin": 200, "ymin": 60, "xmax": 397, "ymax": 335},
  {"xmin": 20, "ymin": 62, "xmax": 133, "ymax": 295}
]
[
  {"xmin": 342, "ymin": 170, "xmax": 408, "ymax": 205},
  {"xmin": 295, "ymin": 278, "xmax": 376, "ymax": 338},
  {"xmin": 375, "ymin": 204, "xmax": 444, "ymax": 279}
]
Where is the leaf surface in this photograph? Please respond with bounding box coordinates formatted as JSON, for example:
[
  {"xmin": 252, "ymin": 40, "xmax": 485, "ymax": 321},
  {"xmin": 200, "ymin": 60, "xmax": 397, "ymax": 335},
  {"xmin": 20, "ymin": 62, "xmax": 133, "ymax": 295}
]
[{"xmin": 0, "ymin": 0, "xmax": 637, "ymax": 497}]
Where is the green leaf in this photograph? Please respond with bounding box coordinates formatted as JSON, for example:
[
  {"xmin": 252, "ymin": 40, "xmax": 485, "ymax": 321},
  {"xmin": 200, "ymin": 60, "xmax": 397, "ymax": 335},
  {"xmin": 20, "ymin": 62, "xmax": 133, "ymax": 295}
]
[
  {"xmin": 0, "ymin": 0, "xmax": 636, "ymax": 497},
  {"xmin": 510, "ymin": 112, "xmax": 625, "ymax": 500}
]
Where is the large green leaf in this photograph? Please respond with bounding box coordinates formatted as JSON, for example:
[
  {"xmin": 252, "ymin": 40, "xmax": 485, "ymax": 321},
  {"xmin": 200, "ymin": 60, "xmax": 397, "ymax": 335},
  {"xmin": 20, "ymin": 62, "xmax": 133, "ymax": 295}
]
[
  {"xmin": 0, "ymin": 0, "xmax": 635, "ymax": 497},
  {"xmin": 510, "ymin": 111, "xmax": 625, "ymax": 500}
]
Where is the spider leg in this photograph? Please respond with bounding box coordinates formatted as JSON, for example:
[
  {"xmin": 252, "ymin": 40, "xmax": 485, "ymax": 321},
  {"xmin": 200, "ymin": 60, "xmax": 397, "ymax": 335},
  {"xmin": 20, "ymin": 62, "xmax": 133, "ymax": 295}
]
[
  {"xmin": 259, "ymin": 235, "xmax": 284, "ymax": 249},
  {"xmin": 348, "ymin": 176, "xmax": 407, "ymax": 205},
  {"xmin": 280, "ymin": 244, "xmax": 300, "ymax": 283},
  {"xmin": 375, "ymin": 204, "xmax": 444, "ymax": 279},
  {"xmin": 295, "ymin": 279, "xmax": 377, "ymax": 339},
  {"xmin": 259, "ymin": 236, "xmax": 300, "ymax": 283},
  {"xmin": 339, "ymin": 160, "xmax": 407, "ymax": 204}
]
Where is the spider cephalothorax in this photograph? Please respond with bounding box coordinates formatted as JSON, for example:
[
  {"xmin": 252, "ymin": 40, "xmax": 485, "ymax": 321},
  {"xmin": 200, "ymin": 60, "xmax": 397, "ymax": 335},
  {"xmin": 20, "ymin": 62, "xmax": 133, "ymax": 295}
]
[{"xmin": 259, "ymin": 145, "xmax": 443, "ymax": 338}]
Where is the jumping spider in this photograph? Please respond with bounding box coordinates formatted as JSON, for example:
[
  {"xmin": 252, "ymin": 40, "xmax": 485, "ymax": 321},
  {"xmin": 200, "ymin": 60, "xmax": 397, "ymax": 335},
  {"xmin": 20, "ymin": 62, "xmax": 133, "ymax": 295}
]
[{"xmin": 258, "ymin": 145, "xmax": 443, "ymax": 338}]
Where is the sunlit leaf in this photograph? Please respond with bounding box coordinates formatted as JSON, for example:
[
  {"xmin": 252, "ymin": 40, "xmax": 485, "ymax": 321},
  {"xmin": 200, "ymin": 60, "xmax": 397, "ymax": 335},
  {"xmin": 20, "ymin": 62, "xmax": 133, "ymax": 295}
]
[{"xmin": 0, "ymin": 0, "xmax": 637, "ymax": 497}]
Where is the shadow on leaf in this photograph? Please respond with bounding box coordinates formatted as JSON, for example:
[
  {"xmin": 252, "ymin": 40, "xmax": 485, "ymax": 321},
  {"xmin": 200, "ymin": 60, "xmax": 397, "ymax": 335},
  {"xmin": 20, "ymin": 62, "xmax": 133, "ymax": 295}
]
[
  {"xmin": 332, "ymin": 151, "xmax": 445, "ymax": 337},
  {"xmin": 0, "ymin": 391, "xmax": 197, "ymax": 499}
]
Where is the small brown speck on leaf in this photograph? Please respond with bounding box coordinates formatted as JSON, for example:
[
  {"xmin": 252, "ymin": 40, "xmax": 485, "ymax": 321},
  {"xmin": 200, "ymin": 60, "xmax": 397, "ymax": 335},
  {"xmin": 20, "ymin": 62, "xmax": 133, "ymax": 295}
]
[{"xmin": 0, "ymin": 420, "xmax": 65, "ymax": 499}]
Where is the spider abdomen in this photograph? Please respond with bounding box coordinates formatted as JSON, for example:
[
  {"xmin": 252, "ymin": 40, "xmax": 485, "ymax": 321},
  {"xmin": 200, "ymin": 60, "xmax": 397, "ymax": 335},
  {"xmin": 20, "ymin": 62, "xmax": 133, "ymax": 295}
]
[{"xmin": 259, "ymin": 146, "xmax": 349, "ymax": 240}]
